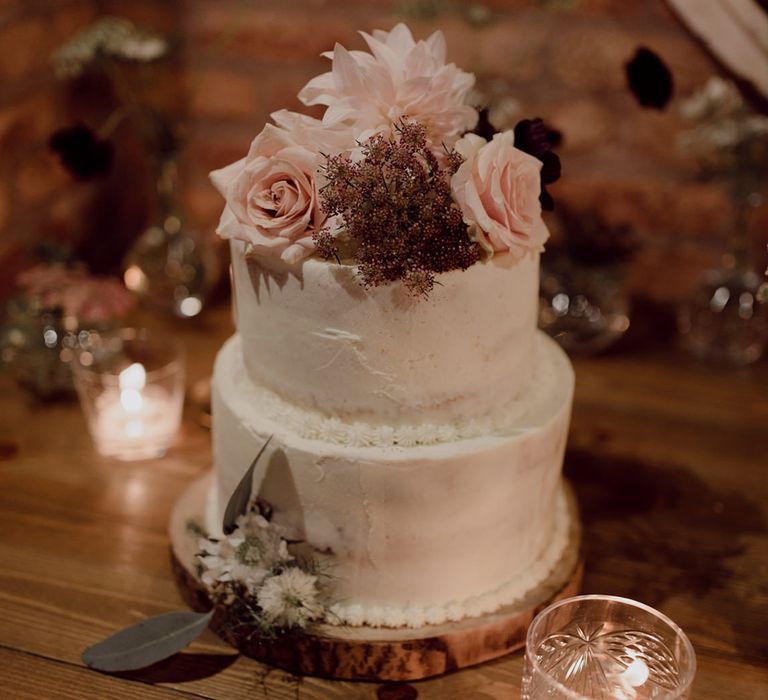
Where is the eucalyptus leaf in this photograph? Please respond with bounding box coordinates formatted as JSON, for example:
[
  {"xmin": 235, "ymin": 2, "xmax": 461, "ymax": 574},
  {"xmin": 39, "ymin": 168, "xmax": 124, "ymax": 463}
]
[
  {"xmin": 223, "ymin": 434, "xmax": 273, "ymax": 535},
  {"xmin": 82, "ymin": 609, "xmax": 214, "ymax": 672}
]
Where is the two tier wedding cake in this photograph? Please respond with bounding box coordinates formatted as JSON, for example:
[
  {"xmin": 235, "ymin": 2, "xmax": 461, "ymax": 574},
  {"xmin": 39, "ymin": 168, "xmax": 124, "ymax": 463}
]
[{"xmin": 203, "ymin": 23, "xmax": 574, "ymax": 636}]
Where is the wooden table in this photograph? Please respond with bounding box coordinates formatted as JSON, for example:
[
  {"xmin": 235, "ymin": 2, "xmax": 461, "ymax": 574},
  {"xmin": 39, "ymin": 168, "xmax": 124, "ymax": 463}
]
[{"xmin": 1, "ymin": 304, "xmax": 767, "ymax": 699}]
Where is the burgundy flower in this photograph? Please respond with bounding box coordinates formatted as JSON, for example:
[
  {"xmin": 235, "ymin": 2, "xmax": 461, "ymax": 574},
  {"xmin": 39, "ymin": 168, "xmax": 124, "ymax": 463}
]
[
  {"xmin": 48, "ymin": 123, "xmax": 113, "ymax": 180},
  {"xmin": 625, "ymin": 47, "xmax": 673, "ymax": 110},
  {"xmin": 513, "ymin": 118, "xmax": 562, "ymax": 211},
  {"xmin": 472, "ymin": 107, "xmax": 498, "ymax": 141}
]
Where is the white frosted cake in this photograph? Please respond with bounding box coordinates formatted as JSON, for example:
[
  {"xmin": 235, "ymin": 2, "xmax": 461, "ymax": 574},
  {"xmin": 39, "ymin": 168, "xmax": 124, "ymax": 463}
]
[{"xmin": 205, "ymin": 23, "xmax": 573, "ymax": 631}]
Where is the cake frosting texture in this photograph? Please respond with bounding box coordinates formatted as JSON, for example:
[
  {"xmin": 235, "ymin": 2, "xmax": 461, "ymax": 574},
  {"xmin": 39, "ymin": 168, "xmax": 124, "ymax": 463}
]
[
  {"xmin": 209, "ymin": 242, "xmax": 574, "ymax": 627},
  {"xmin": 231, "ymin": 239, "xmax": 539, "ymax": 425},
  {"xmin": 205, "ymin": 21, "xmax": 573, "ymax": 634}
]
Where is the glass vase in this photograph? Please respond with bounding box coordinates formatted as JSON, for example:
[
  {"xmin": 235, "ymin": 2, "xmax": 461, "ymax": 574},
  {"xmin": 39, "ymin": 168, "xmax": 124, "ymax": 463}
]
[
  {"xmin": 677, "ymin": 189, "xmax": 768, "ymax": 367},
  {"xmin": 71, "ymin": 328, "xmax": 185, "ymax": 460},
  {"xmin": 676, "ymin": 258, "xmax": 767, "ymax": 366},
  {"xmin": 123, "ymin": 158, "xmax": 217, "ymax": 318},
  {"xmin": 539, "ymin": 257, "xmax": 631, "ymax": 355}
]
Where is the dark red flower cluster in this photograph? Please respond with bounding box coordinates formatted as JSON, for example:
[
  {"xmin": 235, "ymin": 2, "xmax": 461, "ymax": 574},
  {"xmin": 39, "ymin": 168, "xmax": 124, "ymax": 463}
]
[
  {"xmin": 48, "ymin": 123, "xmax": 113, "ymax": 180},
  {"xmin": 315, "ymin": 120, "xmax": 479, "ymax": 297},
  {"xmin": 513, "ymin": 118, "xmax": 562, "ymax": 211},
  {"xmin": 625, "ymin": 47, "xmax": 674, "ymax": 110}
]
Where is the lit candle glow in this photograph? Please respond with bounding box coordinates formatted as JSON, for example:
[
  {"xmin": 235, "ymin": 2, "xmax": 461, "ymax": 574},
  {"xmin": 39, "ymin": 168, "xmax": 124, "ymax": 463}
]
[
  {"xmin": 623, "ymin": 654, "xmax": 650, "ymax": 687},
  {"xmin": 92, "ymin": 361, "xmax": 181, "ymax": 460}
]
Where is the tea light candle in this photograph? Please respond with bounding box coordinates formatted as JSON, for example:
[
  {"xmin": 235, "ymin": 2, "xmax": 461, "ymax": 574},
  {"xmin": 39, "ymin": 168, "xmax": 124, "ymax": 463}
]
[
  {"xmin": 72, "ymin": 329, "xmax": 185, "ymax": 461},
  {"xmin": 93, "ymin": 363, "xmax": 179, "ymax": 459},
  {"xmin": 521, "ymin": 595, "xmax": 696, "ymax": 700}
]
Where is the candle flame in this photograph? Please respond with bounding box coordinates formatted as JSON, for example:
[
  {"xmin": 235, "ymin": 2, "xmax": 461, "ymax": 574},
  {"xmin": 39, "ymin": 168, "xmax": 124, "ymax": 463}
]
[
  {"xmin": 622, "ymin": 652, "xmax": 649, "ymax": 687},
  {"xmin": 119, "ymin": 362, "xmax": 146, "ymax": 390},
  {"xmin": 119, "ymin": 363, "xmax": 146, "ymax": 414}
]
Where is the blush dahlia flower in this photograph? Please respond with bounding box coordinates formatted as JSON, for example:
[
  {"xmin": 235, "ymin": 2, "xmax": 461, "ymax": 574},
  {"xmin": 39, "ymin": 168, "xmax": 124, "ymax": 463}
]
[{"xmin": 299, "ymin": 23, "xmax": 478, "ymax": 148}]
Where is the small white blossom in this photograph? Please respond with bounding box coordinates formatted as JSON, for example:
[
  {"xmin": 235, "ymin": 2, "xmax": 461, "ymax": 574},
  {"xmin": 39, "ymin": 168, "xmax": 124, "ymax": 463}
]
[
  {"xmin": 196, "ymin": 511, "xmax": 293, "ymax": 592},
  {"xmin": 256, "ymin": 568, "xmax": 323, "ymax": 629},
  {"xmin": 198, "ymin": 536, "xmax": 269, "ymax": 590}
]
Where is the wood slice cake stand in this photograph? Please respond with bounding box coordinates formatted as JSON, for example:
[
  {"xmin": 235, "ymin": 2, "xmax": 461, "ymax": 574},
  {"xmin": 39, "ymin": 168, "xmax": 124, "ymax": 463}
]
[{"xmin": 169, "ymin": 472, "xmax": 583, "ymax": 682}]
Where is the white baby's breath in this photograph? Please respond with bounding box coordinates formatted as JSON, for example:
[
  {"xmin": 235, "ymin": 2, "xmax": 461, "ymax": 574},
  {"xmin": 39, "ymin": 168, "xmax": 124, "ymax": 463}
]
[{"xmin": 52, "ymin": 16, "xmax": 168, "ymax": 78}]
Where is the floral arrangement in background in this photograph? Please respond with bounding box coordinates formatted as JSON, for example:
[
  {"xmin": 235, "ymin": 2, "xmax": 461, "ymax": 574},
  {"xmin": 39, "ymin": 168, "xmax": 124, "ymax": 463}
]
[
  {"xmin": 624, "ymin": 46, "xmax": 674, "ymax": 110},
  {"xmin": 644, "ymin": 67, "xmax": 768, "ymax": 366},
  {"xmin": 210, "ymin": 23, "xmax": 561, "ymax": 297},
  {"xmin": 678, "ymin": 76, "xmax": 768, "ymax": 203},
  {"xmin": 48, "ymin": 16, "xmax": 173, "ymax": 181},
  {"xmin": 52, "ymin": 16, "xmax": 167, "ymax": 77},
  {"xmin": 17, "ymin": 263, "xmax": 135, "ymax": 326},
  {"xmin": 47, "ymin": 16, "xmax": 220, "ymax": 319},
  {"xmin": 1, "ymin": 258, "xmax": 134, "ymax": 398}
]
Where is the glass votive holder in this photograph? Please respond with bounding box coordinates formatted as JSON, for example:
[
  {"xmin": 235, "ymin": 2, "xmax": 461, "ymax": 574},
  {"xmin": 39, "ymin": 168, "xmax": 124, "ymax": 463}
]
[
  {"xmin": 72, "ymin": 328, "xmax": 185, "ymax": 461},
  {"xmin": 522, "ymin": 595, "xmax": 696, "ymax": 700}
]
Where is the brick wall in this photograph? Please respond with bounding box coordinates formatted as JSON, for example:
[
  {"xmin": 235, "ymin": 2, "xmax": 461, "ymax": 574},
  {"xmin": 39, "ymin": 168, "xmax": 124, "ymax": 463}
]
[{"xmin": 1, "ymin": 0, "xmax": 766, "ymax": 302}]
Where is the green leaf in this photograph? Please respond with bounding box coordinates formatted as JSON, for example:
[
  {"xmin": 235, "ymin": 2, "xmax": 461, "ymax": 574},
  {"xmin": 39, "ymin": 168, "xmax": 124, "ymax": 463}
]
[
  {"xmin": 82, "ymin": 610, "xmax": 214, "ymax": 672},
  {"xmin": 223, "ymin": 435, "xmax": 273, "ymax": 535}
]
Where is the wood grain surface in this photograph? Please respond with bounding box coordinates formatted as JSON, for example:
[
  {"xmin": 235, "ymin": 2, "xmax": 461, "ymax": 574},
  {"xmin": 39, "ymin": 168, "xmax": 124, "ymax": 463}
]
[{"xmin": 1, "ymin": 304, "xmax": 767, "ymax": 699}]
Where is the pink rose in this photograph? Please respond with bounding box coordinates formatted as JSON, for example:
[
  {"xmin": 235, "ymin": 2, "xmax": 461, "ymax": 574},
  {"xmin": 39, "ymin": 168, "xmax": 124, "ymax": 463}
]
[
  {"xmin": 210, "ymin": 118, "xmax": 340, "ymax": 264},
  {"xmin": 450, "ymin": 132, "xmax": 549, "ymax": 256}
]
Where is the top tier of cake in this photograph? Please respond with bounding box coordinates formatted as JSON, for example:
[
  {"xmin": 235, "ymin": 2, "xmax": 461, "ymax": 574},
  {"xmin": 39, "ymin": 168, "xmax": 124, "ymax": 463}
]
[{"xmin": 230, "ymin": 239, "xmax": 539, "ymax": 425}]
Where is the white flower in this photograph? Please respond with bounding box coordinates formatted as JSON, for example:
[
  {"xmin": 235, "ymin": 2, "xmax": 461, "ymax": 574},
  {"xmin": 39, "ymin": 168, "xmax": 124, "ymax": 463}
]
[
  {"xmin": 256, "ymin": 568, "xmax": 324, "ymax": 629},
  {"xmin": 298, "ymin": 23, "xmax": 477, "ymax": 148},
  {"xmin": 235, "ymin": 512, "xmax": 293, "ymax": 562},
  {"xmin": 198, "ymin": 536, "xmax": 269, "ymax": 590},
  {"xmin": 196, "ymin": 512, "xmax": 293, "ymax": 592}
]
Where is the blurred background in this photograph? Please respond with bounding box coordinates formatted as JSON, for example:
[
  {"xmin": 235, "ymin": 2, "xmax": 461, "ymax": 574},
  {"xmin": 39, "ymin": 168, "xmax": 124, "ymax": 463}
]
[{"xmin": 1, "ymin": 0, "xmax": 767, "ymax": 395}]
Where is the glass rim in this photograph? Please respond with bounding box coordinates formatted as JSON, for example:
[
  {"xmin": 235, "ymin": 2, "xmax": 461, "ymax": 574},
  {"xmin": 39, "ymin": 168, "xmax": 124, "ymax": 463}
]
[
  {"xmin": 525, "ymin": 594, "xmax": 697, "ymax": 700},
  {"xmin": 72, "ymin": 327, "xmax": 185, "ymax": 384}
]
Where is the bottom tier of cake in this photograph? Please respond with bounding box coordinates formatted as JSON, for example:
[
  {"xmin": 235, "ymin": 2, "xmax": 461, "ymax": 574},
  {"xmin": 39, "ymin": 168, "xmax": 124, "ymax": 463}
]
[{"xmin": 209, "ymin": 331, "xmax": 574, "ymax": 628}]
